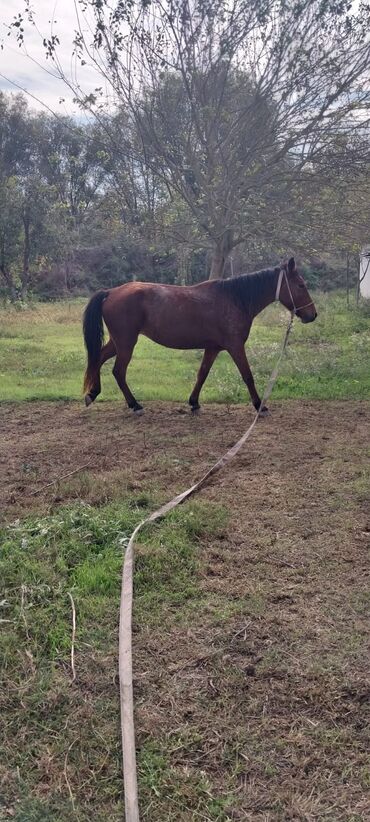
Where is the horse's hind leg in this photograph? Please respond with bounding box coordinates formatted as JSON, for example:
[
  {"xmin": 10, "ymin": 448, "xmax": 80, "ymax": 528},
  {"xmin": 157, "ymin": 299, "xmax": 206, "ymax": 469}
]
[
  {"xmin": 189, "ymin": 347, "xmax": 220, "ymax": 412},
  {"xmin": 85, "ymin": 338, "xmax": 116, "ymax": 406},
  {"xmin": 112, "ymin": 344, "xmax": 143, "ymax": 413}
]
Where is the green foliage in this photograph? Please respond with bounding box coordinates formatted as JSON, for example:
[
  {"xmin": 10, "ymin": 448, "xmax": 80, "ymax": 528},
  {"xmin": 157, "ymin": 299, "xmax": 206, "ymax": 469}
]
[
  {"xmin": 1, "ymin": 89, "xmax": 369, "ymax": 301},
  {"xmin": 0, "ymin": 92, "xmax": 111, "ymax": 300}
]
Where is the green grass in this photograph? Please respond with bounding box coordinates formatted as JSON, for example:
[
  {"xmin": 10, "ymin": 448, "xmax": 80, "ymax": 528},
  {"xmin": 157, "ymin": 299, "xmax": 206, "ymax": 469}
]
[
  {"xmin": 0, "ymin": 497, "xmax": 229, "ymax": 821},
  {"xmin": 0, "ymin": 291, "xmax": 369, "ymax": 403}
]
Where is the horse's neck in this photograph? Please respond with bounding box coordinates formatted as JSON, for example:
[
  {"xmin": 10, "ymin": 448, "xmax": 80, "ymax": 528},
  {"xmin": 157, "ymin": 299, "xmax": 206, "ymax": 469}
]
[{"xmin": 250, "ymin": 272, "xmax": 278, "ymax": 319}]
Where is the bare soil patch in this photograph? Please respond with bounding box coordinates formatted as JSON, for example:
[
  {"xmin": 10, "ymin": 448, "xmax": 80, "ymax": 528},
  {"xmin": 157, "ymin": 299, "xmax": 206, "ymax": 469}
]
[
  {"xmin": 1, "ymin": 399, "xmax": 367, "ymax": 518},
  {"xmin": 1, "ymin": 399, "xmax": 369, "ymax": 820}
]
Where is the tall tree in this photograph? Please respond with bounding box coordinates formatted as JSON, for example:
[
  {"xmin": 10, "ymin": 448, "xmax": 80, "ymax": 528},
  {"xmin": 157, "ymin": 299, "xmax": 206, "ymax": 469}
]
[
  {"xmin": 0, "ymin": 93, "xmax": 33, "ymax": 298},
  {"xmin": 0, "ymin": 96, "xmax": 104, "ymax": 299},
  {"xmin": 10, "ymin": 0, "xmax": 370, "ymax": 277},
  {"xmin": 34, "ymin": 115, "xmax": 107, "ymax": 231}
]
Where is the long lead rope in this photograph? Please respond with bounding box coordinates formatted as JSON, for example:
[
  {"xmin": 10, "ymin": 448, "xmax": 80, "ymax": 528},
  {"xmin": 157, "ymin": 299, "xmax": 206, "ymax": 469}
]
[{"xmin": 119, "ymin": 310, "xmax": 294, "ymax": 822}]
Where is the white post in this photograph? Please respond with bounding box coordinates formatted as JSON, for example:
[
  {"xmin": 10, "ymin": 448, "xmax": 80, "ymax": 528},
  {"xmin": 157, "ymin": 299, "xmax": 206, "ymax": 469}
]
[{"xmin": 359, "ymin": 247, "xmax": 370, "ymax": 299}]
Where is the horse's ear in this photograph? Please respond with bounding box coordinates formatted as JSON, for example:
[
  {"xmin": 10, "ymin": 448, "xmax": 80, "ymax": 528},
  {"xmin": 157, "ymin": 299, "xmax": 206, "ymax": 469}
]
[{"xmin": 288, "ymin": 256, "xmax": 295, "ymax": 273}]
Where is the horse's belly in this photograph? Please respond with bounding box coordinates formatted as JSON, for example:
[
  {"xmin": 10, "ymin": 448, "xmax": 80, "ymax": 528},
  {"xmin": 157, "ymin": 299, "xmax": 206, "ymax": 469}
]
[
  {"xmin": 142, "ymin": 329, "xmax": 210, "ymax": 349},
  {"xmin": 141, "ymin": 295, "xmax": 219, "ymax": 349}
]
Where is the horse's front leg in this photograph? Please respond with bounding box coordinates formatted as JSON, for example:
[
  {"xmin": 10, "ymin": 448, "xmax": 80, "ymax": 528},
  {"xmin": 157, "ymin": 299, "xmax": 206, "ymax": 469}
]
[
  {"xmin": 228, "ymin": 345, "xmax": 268, "ymax": 415},
  {"xmin": 189, "ymin": 347, "xmax": 220, "ymax": 412}
]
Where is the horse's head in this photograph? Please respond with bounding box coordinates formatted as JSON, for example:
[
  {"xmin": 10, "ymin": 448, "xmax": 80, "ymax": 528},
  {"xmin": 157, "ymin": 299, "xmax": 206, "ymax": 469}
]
[{"xmin": 278, "ymin": 257, "xmax": 317, "ymax": 323}]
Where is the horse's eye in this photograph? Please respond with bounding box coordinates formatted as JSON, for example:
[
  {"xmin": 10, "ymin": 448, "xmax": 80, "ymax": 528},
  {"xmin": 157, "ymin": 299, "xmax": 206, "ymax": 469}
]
[{"xmin": 298, "ymin": 283, "xmax": 305, "ymax": 289}]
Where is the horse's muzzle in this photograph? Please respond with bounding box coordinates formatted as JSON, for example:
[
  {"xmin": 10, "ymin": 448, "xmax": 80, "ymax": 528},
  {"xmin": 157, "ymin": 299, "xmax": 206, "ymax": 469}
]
[{"xmin": 300, "ymin": 311, "xmax": 317, "ymax": 324}]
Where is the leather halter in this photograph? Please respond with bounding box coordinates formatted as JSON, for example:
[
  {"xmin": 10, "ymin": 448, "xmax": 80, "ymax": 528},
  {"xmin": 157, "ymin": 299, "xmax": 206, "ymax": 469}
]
[{"xmin": 275, "ymin": 267, "xmax": 315, "ymax": 314}]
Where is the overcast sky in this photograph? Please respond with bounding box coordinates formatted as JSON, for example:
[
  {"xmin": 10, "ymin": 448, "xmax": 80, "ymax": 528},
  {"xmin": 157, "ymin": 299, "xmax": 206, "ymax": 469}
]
[
  {"xmin": 0, "ymin": 0, "xmax": 104, "ymax": 115},
  {"xmin": 0, "ymin": 0, "xmax": 363, "ymax": 117}
]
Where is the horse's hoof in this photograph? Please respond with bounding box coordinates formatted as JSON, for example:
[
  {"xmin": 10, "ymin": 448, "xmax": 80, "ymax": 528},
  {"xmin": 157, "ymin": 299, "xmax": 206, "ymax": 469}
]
[
  {"xmin": 132, "ymin": 403, "xmax": 144, "ymax": 416},
  {"xmin": 85, "ymin": 394, "xmax": 93, "ymax": 407},
  {"xmin": 258, "ymin": 406, "xmax": 269, "ymax": 417},
  {"xmin": 191, "ymin": 405, "xmax": 201, "ymax": 415}
]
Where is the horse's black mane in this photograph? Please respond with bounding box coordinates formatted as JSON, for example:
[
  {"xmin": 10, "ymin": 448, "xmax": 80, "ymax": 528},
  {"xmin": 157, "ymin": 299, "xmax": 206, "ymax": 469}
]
[{"xmin": 215, "ymin": 267, "xmax": 278, "ymax": 311}]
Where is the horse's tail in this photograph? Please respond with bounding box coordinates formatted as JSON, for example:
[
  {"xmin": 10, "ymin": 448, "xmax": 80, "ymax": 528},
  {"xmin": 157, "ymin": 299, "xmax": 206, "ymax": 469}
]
[{"xmin": 83, "ymin": 290, "xmax": 109, "ymax": 394}]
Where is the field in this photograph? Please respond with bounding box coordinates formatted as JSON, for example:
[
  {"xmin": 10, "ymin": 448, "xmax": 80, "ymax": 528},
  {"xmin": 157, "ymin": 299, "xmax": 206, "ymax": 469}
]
[
  {"xmin": 1, "ymin": 293, "xmax": 369, "ymax": 404},
  {"xmin": 0, "ymin": 293, "xmax": 370, "ymax": 821}
]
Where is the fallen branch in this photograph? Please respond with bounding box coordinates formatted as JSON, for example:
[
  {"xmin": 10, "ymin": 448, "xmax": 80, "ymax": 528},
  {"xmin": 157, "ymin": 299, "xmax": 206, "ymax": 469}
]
[
  {"xmin": 20, "ymin": 584, "xmax": 30, "ymax": 641},
  {"xmin": 67, "ymin": 592, "xmax": 76, "ymax": 682},
  {"xmin": 63, "ymin": 739, "xmax": 77, "ymax": 812},
  {"xmin": 30, "ymin": 462, "xmax": 92, "ymax": 496}
]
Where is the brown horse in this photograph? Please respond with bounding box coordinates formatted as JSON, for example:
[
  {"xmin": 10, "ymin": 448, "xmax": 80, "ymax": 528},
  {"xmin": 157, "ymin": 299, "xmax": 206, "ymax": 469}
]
[{"xmin": 83, "ymin": 256, "xmax": 317, "ymax": 415}]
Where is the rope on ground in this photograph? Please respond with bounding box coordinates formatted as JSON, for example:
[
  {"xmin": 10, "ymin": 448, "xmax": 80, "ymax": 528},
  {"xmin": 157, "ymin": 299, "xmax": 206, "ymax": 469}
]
[{"xmin": 119, "ymin": 312, "xmax": 294, "ymax": 822}]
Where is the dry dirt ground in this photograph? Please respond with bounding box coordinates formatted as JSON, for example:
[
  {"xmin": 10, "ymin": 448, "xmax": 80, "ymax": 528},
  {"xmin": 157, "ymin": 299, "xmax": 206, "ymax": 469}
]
[{"xmin": 1, "ymin": 399, "xmax": 370, "ymax": 820}]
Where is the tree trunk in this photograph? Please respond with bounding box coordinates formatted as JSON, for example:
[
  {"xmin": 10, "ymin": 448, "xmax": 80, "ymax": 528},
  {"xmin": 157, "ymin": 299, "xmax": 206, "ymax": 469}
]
[
  {"xmin": 209, "ymin": 244, "xmax": 226, "ymax": 279},
  {"xmin": 178, "ymin": 248, "xmax": 190, "ymax": 285},
  {"xmin": 21, "ymin": 206, "xmax": 30, "ymax": 301},
  {"xmin": 0, "ymin": 265, "xmax": 17, "ymax": 302},
  {"xmin": 209, "ymin": 229, "xmax": 234, "ymax": 280},
  {"xmin": 20, "ymin": 278, "xmax": 28, "ymax": 301},
  {"xmin": 0, "ymin": 239, "xmax": 17, "ymax": 302}
]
